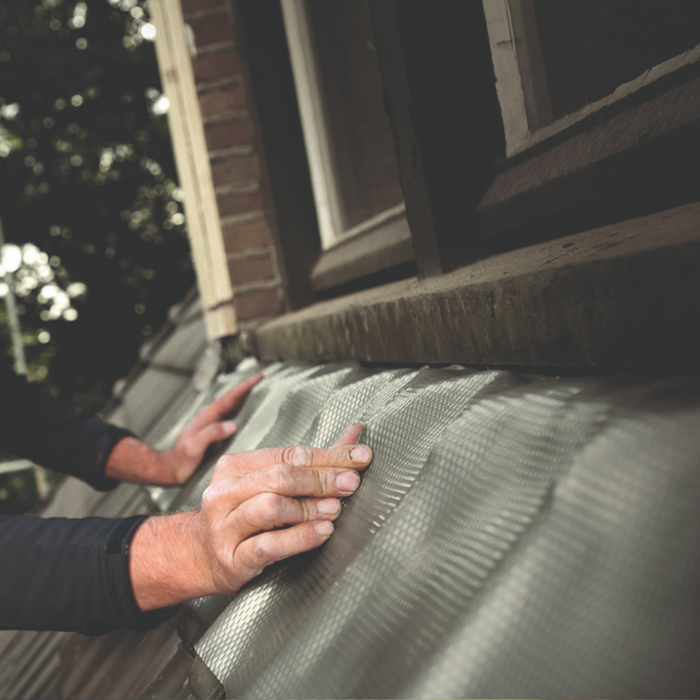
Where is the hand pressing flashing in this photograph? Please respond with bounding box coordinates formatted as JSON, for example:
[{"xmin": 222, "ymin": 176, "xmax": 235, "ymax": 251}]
[
  {"xmin": 129, "ymin": 424, "xmax": 372, "ymax": 611},
  {"xmin": 105, "ymin": 374, "xmax": 264, "ymax": 486}
]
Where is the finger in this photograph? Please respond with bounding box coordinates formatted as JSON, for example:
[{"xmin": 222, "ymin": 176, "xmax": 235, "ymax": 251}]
[
  {"xmin": 214, "ymin": 374, "xmax": 263, "ymax": 417},
  {"xmin": 203, "ymin": 461, "xmax": 361, "ymax": 517},
  {"xmin": 185, "ymin": 374, "xmax": 263, "ymax": 435},
  {"xmin": 183, "ymin": 421, "xmax": 238, "ymax": 461},
  {"xmin": 219, "ymin": 463, "xmax": 362, "ymax": 511},
  {"xmin": 233, "ymin": 521, "xmax": 334, "ymax": 581},
  {"xmin": 214, "ymin": 374, "xmax": 263, "ymax": 416},
  {"xmin": 331, "ymin": 424, "xmax": 363, "ymax": 447},
  {"xmin": 216, "ymin": 442, "xmax": 373, "ymax": 480},
  {"xmin": 228, "ymin": 492, "xmax": 341, "ymax": 539}
]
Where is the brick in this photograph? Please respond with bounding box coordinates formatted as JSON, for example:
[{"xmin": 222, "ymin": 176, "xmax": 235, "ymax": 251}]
[
  {"xmin": 194, "ymin": 47, "xmax": 241, "ymax": 82},
  {"xmin": 188, "ymin": 9, "xmax": 234, "ymax": 48},
  {"xmin": 205, "ymin": 119, "xmax": 252, "ymax": 151},
  {"xmin": 222, "ymin": 218, "xmax": 272, "ymax": 253},
  {"xmin": 234, "ymin": 288, "xmax": 283, "ymax": 321},
  {"xmin": 211, "ymin": 154, "xmax": 259, "ymax": 188},
  {"xmin": 228, "ymin": 254, "xmax": 276, "ymax": 286},
  {"xmin": 216, "ymin": 189, "xmax": 265, "ymax": 218},
  {"xmin": 181, "ymin": 0, "xmax": 224, "ymax": 13},
  {"xmin": 199, "ymin": 83, "xmax": 247, "ymax": 118}
]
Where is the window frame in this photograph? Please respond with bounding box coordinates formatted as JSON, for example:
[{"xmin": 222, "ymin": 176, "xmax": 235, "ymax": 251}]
[
  {"xmin": 280, "ymin": 0, "xmax": 408, "ymax": 252},
  {"xmin": 483, "ymin": 0, "xmax": 700, "ymax": 158}
]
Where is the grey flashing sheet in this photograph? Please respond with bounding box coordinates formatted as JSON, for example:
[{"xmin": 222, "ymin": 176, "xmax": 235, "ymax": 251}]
[{"xmin": 146, "ymin": 361, "xmax": 700, "ymax": 699}]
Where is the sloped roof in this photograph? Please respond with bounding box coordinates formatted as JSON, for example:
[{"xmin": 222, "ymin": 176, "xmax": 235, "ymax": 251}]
[{"xmin": 1, "ymin": 293, "xmax": 700, "ymax": 698}]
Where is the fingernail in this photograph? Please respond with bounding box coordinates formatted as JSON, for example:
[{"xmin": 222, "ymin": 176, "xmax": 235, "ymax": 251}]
[
  {"xmin": 223, "ymin": 421, "xmax": 237, "ymax": 434},
  {"xmin": 317, "ymin": 498, "xmax": 340, "ymax": 515},
  {"xmin": 350, "ymin": 446, "xmax": 371, "ymax": 464},
  {"xmin": 336, "ymin": 471, "xmax": 360, "ymax": 493},
  {"xmin": 315, "ymin": 520, "xmax": 334, "ymax": 537}
]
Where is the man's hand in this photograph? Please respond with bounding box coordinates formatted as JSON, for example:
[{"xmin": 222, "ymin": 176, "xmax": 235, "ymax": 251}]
[
  {"xmin": 105, "ymin": 374, "xmax": 263, "ymax": 486},
  {"xmin": 129, "ymin": 425, "xmax": 372, "ymax": 611}
]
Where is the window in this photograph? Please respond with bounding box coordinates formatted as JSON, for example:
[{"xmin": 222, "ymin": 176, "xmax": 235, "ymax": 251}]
[
  {"xmin": 281, "ymin": 0, "xmax": 407, "ymax": 251},
  {"xmin": 484, "ymin": 0, "xmax": 700, "ymax": 155},
  {"xmin": 478, "ymin": 0, "xmax": 700, "ymax": 242}
]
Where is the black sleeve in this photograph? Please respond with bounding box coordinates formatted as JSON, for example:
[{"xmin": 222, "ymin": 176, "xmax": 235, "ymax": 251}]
[
  {"xmin": 0, "ymin": 514, "xmax": 175, "ymax": 634},
  {"xmin": 0, "ymin": 359, "xmax": 133, "ymax": 490}
]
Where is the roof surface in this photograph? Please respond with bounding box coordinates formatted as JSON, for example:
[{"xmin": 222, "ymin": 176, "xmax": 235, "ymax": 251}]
[{"xmin": 1, "ymin": 294, "xmax": 700, "ymax": 698}]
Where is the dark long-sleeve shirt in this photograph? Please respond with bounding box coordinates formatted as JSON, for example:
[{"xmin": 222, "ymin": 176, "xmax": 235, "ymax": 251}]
[
  {"xmin": 0, "ymin": 358, "xmax": 172, "ymax": 634},
  {"xmin": 0, "ymin": 358, "xmax": 128, "ymax": 490}
]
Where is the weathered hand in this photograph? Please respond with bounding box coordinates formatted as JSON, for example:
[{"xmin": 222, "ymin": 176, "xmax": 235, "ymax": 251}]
[
  {"xmin": 194, "ymin": 424, "xmax": 369, "ymax": 596},
  {"xmin": 129, "ymin": 425, "xmax": 372, "ymax": 610},
  {"xmin": 105, "ymin": 374, "xmax": 262, "ymax": 486}
]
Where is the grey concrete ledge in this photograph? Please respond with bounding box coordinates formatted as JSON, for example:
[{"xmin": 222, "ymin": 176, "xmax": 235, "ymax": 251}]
[{"xmin": 254, "ymin": 202, "xmax": 700, "ymax": 369}]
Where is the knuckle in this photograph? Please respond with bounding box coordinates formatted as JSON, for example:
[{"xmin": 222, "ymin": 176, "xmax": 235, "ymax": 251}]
[
  {"xmin": 268, "ymin": 463, "xmax": 296, "ymax": 492},
  {"xmin": 201, "ymin": 482, "xmax": 222, "ymax": 510},
  {"xmin": 183, "ymin": 442, "xmax": 199, "ymax": 459},
  {"xmin": 255, "ymin": 491, "xmax": 285, "ymax": 519},
  {"xmin": 207, "ymin": 425, "xmax": 223, "ymax": 443},
  {"xmin": 281, "ymin": 445, "xmax": 313, "ymax": 467},
  {"xmin": 196, "ymin": 405, "xmax": 213, "ymax": 422},
  {"xmin": 249, "ymin": 537, "xmax": 274, "ymax": 569},
  {"xmin": 300, "ymin": 498, "xmax": 317, "ymax": 521},
  {"xmin": 214, "ymin": 454, "xmax": 245, "ymax": 481},
  {"xmin": 315, "ymin": 469, "xmax": 332, "ymax": 494},
  {"xmin": 214, "ymin": 454, "xmax": 235, "ymax": 474}
]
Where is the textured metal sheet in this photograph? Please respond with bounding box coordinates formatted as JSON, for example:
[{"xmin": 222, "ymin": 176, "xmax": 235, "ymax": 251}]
[
  {"xmin": 2, "ymin": 358, "xmax": 698, "ymax": 699},
  {"xmin": 185, "ymin": 367, "xmax": 700, "ymax": 699}
]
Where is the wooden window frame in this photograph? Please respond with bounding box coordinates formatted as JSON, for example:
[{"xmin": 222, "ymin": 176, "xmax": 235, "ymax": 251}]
[
  {"xmin": 277, "ymin": 0, "xmax": 415, "ymax": 295},
  {"xmin": 279, "ymin": 0, "xmax": 344, "ymax": 251},
  {"xmin": 280, "ymin": 1, "xmax": 409, "ymax": 242}
]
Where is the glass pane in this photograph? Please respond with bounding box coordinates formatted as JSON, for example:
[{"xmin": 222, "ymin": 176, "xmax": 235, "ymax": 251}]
[{"xmin": 534, "ymin": 0, "xmax": 700, "ymax": 121}]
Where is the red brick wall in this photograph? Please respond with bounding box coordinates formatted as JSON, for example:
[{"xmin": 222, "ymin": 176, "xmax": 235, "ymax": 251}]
[{"xmin": 180, "ymin": 0, "xmax": 285, "ymax": 327}]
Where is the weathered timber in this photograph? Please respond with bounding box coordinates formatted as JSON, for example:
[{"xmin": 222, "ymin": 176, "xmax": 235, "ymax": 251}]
[{"xmin": 255, "ymin": 201, "xmax": 700, "ymax": 368}]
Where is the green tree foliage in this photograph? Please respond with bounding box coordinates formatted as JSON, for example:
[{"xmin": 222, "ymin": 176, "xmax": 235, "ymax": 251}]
[{"xmin": 0, "ymin": 0, "xmax": 194, "ymax": 412}]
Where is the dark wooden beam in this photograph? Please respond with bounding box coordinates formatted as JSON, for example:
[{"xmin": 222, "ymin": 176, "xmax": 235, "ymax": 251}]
[{"xmin": 368, "ymin": 0, "xmax": 504, "ymax": 277}]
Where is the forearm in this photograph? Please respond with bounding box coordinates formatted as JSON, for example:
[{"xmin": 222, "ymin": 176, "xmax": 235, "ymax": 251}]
[{"xmin": 129, "ymin": 512, "xmax": 213, "ymax": 610}]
